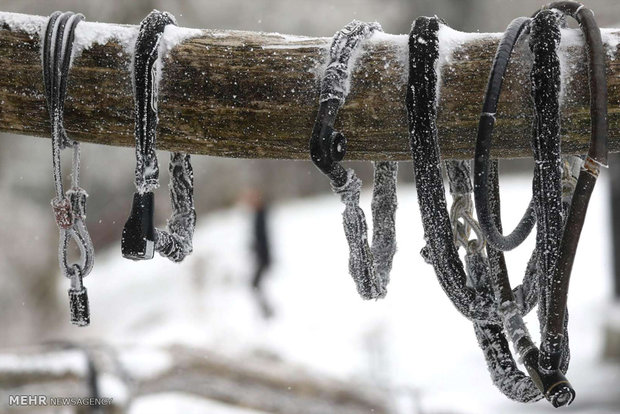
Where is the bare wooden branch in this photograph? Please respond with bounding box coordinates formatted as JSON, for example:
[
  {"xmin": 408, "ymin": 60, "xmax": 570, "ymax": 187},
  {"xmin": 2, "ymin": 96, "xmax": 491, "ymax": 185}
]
[
  {"xmin": 0, "ymin": 344, "xmax": 390, "ymax": 414},
  {"xmin": 0, "ymin": 12, "xmax": 619, "ymax": 160}
]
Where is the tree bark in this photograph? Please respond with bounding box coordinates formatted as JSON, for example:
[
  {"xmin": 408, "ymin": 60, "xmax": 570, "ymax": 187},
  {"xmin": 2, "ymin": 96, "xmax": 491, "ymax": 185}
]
[{"xmin": 0, "ymin": 11, "xmax": 619, "ymax": 160}]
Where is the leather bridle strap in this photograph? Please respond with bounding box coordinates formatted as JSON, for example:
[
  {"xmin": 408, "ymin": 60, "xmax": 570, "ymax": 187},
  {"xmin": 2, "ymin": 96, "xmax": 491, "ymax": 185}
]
[{"xmin": 121, "ymin": 10, "xmax": 196, "ymax": 263}]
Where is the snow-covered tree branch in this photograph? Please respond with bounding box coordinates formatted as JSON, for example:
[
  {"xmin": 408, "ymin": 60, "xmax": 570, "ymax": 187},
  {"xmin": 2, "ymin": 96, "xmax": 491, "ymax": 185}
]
[{"xmin": 0, "ymin": 11, "xmax": 619, "ymax": 160}]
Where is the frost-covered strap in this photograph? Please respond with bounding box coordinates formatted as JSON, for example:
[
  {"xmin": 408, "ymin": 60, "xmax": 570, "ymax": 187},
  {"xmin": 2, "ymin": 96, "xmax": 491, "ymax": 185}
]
[
  {"xmin": 473, "ymin": 16, "xmax": 535, "ymax": 252},
  {"xmin": 42, "ymin": 11, "xmax": 94, "ymax": 326},
  {"xmin": 474, "ymin": 18, "xmax": 580, "ymax": 321},
  {"xmin": 542, "ymin": 2, "xmax": 607, "ymax": 167},
  {"xmin": 473, "ymin": 322, "xmax": 543, "ymax": 402},
  {"xmin": 407, "ymin": 16, "xmax": 498, "ymax": 323},
  {"xmin": 464, "ymin": 253, "xmax": 542, "ymax": 402},
  {"xmin": 529, "ymin": 11, "xmax": 575, "ymax": 386},
  {"xmin": 331, "ymin": 162, "xmax": 397, "ymax": 299},
  {"xmin": 132, "ymin": 11, "xmax": 174, "ymax": 193},
  {"xmin": 479, "ymin": 14, "xmax": 574, "ymax": 407},
  {"xmin": 446, "ymin": 160, "xmax": 542, "ymax": 402},
  {"xmin": 121, "ymin": 10, "xmax": 195, "ymax": 263},
  {"xmin": 320, "ymin": 20, "xmax": 382, "ymax": 104},
  {"xmin": 488, "ymin": 11, "xmax": 574, "ymax": 407},
  {"xmin": 536, "ymin": 2, "xmax": 608, "ymax": 381},
  {"xmin": 310, "ymin": 20, "xmax": 383, "ymax": 184},
  {"xmin": 369, "ymin": 162, "xmax": 398, "ymax": 292},
  {"xmin": 449, "ymin": 159, "xmax": 568, "ymax": 404},
  {"xmin": 448, "ymin": 159, "xmax": 540, "ymax": 316},
  {"xmin": 486, "ymin": 130, "xmax": 575, "ymax": 407},
  {"xmin": 310, "ymin": 21, "xmax": 397, "ymax": 300},
  {"xmin": 154, "ymin": 152, "xmax": 196, "ymax": 262},
  {"xmin": 530, "ymin": 11, "xmax": 564, "ymax": 349},
  {"xmin": 470, "ymin": 16, "xmax": 547, "ymax": 331}
]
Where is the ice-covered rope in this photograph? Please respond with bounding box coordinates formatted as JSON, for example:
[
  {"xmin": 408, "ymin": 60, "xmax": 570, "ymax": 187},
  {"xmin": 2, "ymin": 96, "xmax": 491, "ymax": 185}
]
[
  {"xmin": 447, "ymin": 157, "xmax": 583, "ymax": 403},
  {"xmin": 473, "ymin": 5, "xmax": 607, "ymax": 392},
  {"xmin": 406, "ymin": 16, "xmax": 501, "ymax": 324},
  {"xmin": 310, "ymin": 21, "xmax": 397, "ymax": 299},
  {"xmin": 42, "ymin": 11, "xmax": 94, "ymax": 327},
  {"xmin": 527, "ymin": 12, "xmax": 572, "ymax": 392},
  {"xmin": 470, "ymin": 5, "xmax": 604, "ymax": 405},
  {"xmin": 468, "ymin": 256, "xmax": 543, "ymax": 402},
  {"xmin": 535, "ymin": 1, "xmax": 608, "ymax": 379},
  {"xmin": 415, "ymin": 28, "xmax": 541, "ymax": 397},
  {"xmin": 446, "ymin": 160, "xmax": 542, "ymax": 402},
  {"xmin": 471, "ymin": 13, "xmax": 581, "ymax": 388},
  {"xmin": 474, "ymin": 11, "xmax": 575, "ymax": 406},
  {"xmin": 407, "ymin": 14, "xmax": 582, "ymax": 406},
  {"xmin": 121, "ymin": 10, "xmax": 196, "ymax": 263}
]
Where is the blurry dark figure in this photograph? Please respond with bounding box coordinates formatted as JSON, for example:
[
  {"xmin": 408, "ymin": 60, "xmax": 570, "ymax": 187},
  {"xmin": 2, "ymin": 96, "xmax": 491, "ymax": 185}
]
[{"xmin": 245, "ymin": 190, "xmax": 274, "ymax": 318}]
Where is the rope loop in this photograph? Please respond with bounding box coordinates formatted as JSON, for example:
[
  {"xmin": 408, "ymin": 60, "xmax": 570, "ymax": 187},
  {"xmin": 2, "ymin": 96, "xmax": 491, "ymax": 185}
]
[{"xmin": 42, "ymin": 10, "xmax": 94, "ymax": 326}]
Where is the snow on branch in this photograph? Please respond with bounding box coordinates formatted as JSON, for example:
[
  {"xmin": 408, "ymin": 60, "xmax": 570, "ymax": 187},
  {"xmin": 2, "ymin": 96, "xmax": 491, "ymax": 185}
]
[
  {"xmin": 0, "ymin": 11, "xmax": 619, "ymax": 160},
  {"xmin": 0, "ymin": 344, "xmax": 389, "ymax": 414}
]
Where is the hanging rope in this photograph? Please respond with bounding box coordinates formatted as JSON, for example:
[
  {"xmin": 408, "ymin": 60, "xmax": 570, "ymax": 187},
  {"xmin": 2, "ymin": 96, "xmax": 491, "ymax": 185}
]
[
  {"xmin": 472, "ymin": 2, "xmax": 606, "ymax": 404},
  {"xmin": 310, "ymin": 20, "xmax": 397, "ymax": 300},
  {"xmin": 121, "ymin": 10, "xmax": 196, "ymax": 263},
  {"xmin": 527, "ymin": 10, "xmax": 570, "ymax": 389},
  {"xmin": 447, "ymin": 160, "xmax": 542, "ymax": 403},
  {"xmin": 534, "ymin": 1, "xmax": 608, "ymax": 378},
  {"xmin": 406, "ymin": 16, "xmax": 503, "ymax": 324},
  {"xmin": 26, "ymin": 1, "xmax": 610, "ymax": 406},
  {"xmin": 42, "ymin": 11, "xmax": 94, "ymax": 327},
  {"xmin": 404, "ymin": 3, "xmax": 609, "ymax": 402},
  {"xmin": 408, "ymin": 17, "xmax": 545, "ymax": 403},
  {"xmin": 472, "ymin": 13, "xmax": 573, "ymax": 402}
]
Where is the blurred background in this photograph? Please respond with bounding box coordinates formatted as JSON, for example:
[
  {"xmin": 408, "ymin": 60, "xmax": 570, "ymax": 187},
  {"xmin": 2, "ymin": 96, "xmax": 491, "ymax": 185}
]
[{"xmin": 0, "ymin": 0, "xmax": 619, "ymax": 413}]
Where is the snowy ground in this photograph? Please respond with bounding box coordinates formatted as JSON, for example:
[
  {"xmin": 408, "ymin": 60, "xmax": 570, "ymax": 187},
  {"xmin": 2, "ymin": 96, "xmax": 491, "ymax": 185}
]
[{"xmin": 74, "ymin": 171, "xmax": 619, "ymax": 414}]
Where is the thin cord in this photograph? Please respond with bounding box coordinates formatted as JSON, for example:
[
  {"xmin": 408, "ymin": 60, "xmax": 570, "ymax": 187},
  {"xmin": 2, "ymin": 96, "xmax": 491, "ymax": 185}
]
[{"xmin": 42, "ymin": 11, "xmax": 93, "ymax": 327}]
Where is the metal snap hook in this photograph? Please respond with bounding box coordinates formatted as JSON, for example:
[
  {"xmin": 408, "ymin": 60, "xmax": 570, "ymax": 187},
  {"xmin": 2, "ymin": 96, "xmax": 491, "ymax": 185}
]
[{"xmin": 67, "ymin": 265, "xmax": 90, "ymax": 327}]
